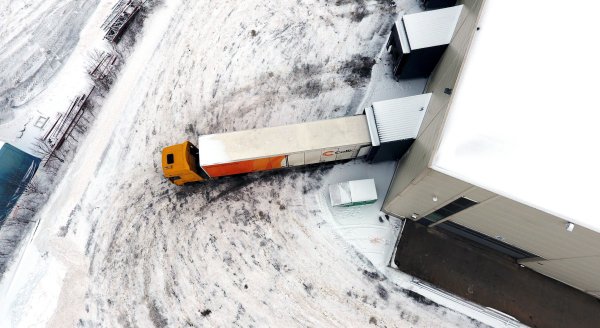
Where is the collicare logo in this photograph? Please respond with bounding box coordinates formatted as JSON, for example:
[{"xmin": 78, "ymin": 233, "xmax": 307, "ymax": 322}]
[{"xmin": 322, "ymin": 149, "xmax": 353, "ymax": 156}]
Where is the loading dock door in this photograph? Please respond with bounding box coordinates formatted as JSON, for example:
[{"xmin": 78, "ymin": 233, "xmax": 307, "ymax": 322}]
[{"xmin": 435, "ymin": 221, "xmax": 539, "ymax": 260}]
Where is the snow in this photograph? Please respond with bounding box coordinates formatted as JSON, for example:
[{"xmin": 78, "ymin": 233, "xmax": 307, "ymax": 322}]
[
  {"xmin": 433, "ymin": 0, "xmax": 600, "ymax": 233},
  {"xmin": 0, "ymin": 0, "xmax": 487, "ymax": 327},
  {"xmin": 356, "ymin": 43, "xmax": 426, "ymax": 111},
  {"xmin": 0, "ymin": 245, "xmax": 67, "ymax": 328},
  {"xmin": 0, "ymin": 0, "xmax": 100, "ymax": 114},
  {"xmin": 0, "ymin": 0, "xmax": 114, "ymax": 153},
  {"xmin": 320, "ymin": 161, "xmax": 398, "ymax": 268}
]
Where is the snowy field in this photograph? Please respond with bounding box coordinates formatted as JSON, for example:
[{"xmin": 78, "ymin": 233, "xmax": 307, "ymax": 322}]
[
  {"xmin": 0, "ymin": 0, "xmax": 100, "ymax": 121},
  {"xmin": 1, "ymin": 0, "xmax": 486, "ymax": 327},
  {"xmin": 0, "ymin": 0, "xmax": 116, "ymax": 151}
]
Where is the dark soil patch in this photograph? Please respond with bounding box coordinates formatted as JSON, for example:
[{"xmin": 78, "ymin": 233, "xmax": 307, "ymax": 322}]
[
  {"xmin": 401, "ymin": 288, "xmax": 438, "ymax": 307},
  {"xmin": 342, "ymin": 55, "xmax": 376, "ymax": 87},
  {"xmin": 377, "ymin": 284, "xmax": 389, "ymax": 300},
  {"xmin": 362, "ymin": 269, "xmax": 381, "ymax": 281}
]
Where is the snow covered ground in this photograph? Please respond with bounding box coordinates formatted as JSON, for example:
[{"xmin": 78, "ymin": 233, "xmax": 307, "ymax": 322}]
[
  {"xmin": 0, "ymin": 0, "xmax": 100, "ymax": 117},
  {"xmin": 0, "ymin": 0, "xmax": 489, "ymax": 327},
  {"xmin": 0, "ymin": 0, "xmax": 115, "ymax": 152}
]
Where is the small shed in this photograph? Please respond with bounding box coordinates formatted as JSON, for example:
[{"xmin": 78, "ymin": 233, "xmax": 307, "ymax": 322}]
[
  {"xmin": 329, "ymin": 179, "xmax": 378, "ymax": 207},
  {"xmin": 365, "ymin": 93, "xmax": 432, "ymax": 163},
  {"xmin": 387, "ymin": 5, "xmax": 463, "ymax": 79},
  {"xmin": 0, "ymin": 142, "xmax": 41, "ymax": 224}
]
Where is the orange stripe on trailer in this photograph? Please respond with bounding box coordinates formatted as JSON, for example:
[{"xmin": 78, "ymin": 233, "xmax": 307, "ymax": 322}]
[{"xmin": 202, "ymin": 155, "xmax": 286, "ymax": 178}]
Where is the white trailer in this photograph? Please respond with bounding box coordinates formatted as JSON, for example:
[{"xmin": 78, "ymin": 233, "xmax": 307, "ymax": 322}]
[{"xmin": 197, "ymin": 115, "xmax": 373, "ymax": 177}]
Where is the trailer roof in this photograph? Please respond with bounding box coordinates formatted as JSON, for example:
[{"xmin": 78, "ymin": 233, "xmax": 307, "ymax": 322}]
[
  {"xmin": 402, "ymin": 5, "xmax": 463, "ymax": 50},
  {"xmin": 198, "ymin": 115, "xmax": 371, "ymax": 166},
  {"xmin": 433, "ymin": 0, "xmax": 600, "ymax": 232}
]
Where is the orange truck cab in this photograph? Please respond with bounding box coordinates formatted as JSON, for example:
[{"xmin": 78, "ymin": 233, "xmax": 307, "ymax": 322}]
[{"xmin": 161, "ymin": 141, "xmax": 209, "ymax": 185}]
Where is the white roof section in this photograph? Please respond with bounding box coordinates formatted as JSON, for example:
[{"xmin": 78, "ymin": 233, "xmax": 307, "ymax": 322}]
[
  {"xmin": 199, "ymin": 116, "xmax": 371, "ymax": 166},
  {"xmin": 402, "ymin": 5, "xmax": 463, "ymax": 50},
  {"xmin": 371, "ymin": 93, "xmax": 432, "ymax": 143},
  {"xmin": 432, "ymin": 1, "xmax": 600, "ymax": 232}
]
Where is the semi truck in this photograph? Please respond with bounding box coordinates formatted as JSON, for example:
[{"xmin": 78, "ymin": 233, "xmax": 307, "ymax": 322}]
[{"xmin": 161, "ymin": 93, "xmax": 432, "ymax": 185}]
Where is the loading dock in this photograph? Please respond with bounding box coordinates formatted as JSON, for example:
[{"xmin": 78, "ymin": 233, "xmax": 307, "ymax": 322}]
[{"xmin": 394, "ymin": 220, "xmax": 600, "ymax": 328}]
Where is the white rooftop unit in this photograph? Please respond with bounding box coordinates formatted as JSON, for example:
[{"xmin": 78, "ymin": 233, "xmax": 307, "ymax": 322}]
[
  {"xmin": 387, "ymin": 5, "xmax": 463, "ymax": 79},
  {"xmin": 365, "ymin": 93, "xmax": 432, "ymax": 162}
]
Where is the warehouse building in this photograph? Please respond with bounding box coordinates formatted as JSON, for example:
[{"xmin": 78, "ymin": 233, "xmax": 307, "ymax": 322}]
[{"xmin": 383, "ymin": 0, "xmax": 600, "ymax": 299}]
